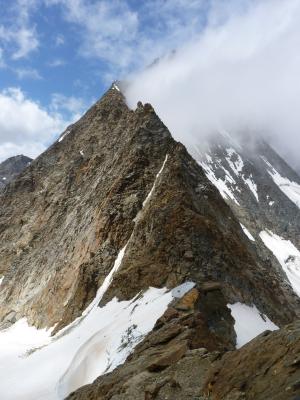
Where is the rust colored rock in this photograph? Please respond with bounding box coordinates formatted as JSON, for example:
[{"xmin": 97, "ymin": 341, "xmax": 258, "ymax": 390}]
[{"xmin": 174, "ymin": 288, "xmax": 199, "ymax": 311}]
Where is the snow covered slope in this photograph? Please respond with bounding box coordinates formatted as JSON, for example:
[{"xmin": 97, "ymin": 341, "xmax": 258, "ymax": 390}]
[
  {"xmin": 228, "ymin": 302, "xmax": 278, "ymax": 348},
  {"xmin": 191, "ymin": 132, "xmax": 300, "ymax": 300},
  {"xmin": 0, "ymin": 284, "xmax": 181, "ymax": 399},
  {"xmin": 260, "ymin": 230, "xmax": 300, "ymax": 297}
]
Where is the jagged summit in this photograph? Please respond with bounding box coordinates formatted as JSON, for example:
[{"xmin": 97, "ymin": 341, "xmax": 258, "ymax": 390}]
[{"xmin": 0, "ymin": 87, "xmax": 299, "ymax": 399}]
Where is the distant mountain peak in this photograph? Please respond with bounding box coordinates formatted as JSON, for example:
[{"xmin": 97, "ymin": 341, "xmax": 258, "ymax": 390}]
[{"xmin": 0, "ymin": 154, "xmax": 32, "ymax": 189}]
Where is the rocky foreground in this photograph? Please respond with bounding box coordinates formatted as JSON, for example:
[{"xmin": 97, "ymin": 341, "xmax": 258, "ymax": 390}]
[{"xmin": 68, "ymin": 309, "xmax": 300, "ymax": 400}]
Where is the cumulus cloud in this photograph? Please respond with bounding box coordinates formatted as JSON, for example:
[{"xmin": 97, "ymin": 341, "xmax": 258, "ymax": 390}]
[
  {"xmin": 125, "ymin": 0, "xmax": 300, "ymax": 171},
  {"xmin": 0, "ymin": 0, "xmax": 39, "ymax": 62},
  {"xmin": 0, "ymin": 88, "xmax": 68, "ymax": 161}
]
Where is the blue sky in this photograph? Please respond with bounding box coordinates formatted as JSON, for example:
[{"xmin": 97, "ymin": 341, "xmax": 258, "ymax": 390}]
[
  {"xmin": 0, "ymin": 0, "xmax": 226, "ymax": 160},
  {"xmin": 1, "ymin": 0, "xmax": 299, "ymax": 168}
]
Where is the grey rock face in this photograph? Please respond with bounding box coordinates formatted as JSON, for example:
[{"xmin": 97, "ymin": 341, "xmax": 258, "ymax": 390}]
[
  {"xmin": 0, "ymin": 155, "xmax": 32, "ymax": 190},
  {"xmin": 0, "ymin": 88, "xmax": 173, "ymax": 330},
  {"xmin": 0, "ymin": 87, "xmax": 299, "ymax": 400}
]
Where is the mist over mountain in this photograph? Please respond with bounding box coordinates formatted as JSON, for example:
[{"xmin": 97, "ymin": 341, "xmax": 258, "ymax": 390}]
[{"xmin": 125, "ymin": 0, "xmax": 300, "ymax": 172}]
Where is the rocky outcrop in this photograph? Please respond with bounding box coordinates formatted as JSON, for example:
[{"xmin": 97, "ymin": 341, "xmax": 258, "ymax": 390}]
[
  {"xmin": 67, "ymin": 319, "xmax": 300, "ymax": 400},
  {"xmin": 0, "ymin": 86, "xmax": 299, "ymax": 399},
  {"xmin": 0, "ymin": 89, "xmax": 173, "ymax": 329},
  {"xmin": 0, "ymin": 154, "xmax": 32, "ymax": 190},
  {"xmin": 66, "ymin": 285, "xmax": 232, "ymax": 400},
  {"xmin": 205, "ymin": 320, "xmax": 300, "ymax": 400},
  {"xmin": 0, "ymin": 87, "xmax": 298, "ymax": 329},
  {"xmin": 102, "ymin": 137, "xmax": 299, "ymax": 326}
]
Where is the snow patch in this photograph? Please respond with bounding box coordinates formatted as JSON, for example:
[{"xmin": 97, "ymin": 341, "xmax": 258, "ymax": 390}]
[
  {"xmin": 171, "ymin": 281, "xmax": 195, "ymax": 298},
  {"xmin": 262, "ymin": 158, "xmax": 300, "ymax": 208},
  {"xmin": 58, "ymin": 130, "xmax": 71, "ymax": 143},
  {"xmin": 0, "ymin": 286, "xmax": 174, "ymax": 400},
  {"xmin": 259, "ymin": 230, "xmax": 300, "ymax": 297},
  {"xmin": 0, "ymin": 276, "xmax": 4, "ymax": 285},
  {"xmin": 240, "ymin": 224, "xmax": 255, "ymax": 241},
  {"xmin": 226, "ymin": 148, "xmax": 244, "ymax": 176},
  {"xmin": 200, "ymin": 162, "xmax": 240, "ymax": 205},
  {"xmin": 0, "ymin": 280, "xmax": 194, "ymax": 399},
  {"xmin": 112, "ymin": 83, "xmax": 120, "ymax": 92},
  {"xmin": 228, "ymin": 302, "xmax": 278, "ymax": 348},
  {"xmin": 243, "ymin": 176, "xmax": 259, "ymax": 201},
  {"xmin": 57, "ymin": 287, "xmax": 173, "ymax": 398},
  {"xmin": 142, "ymin": 154, "xmax": 168, "ymax": 208}
]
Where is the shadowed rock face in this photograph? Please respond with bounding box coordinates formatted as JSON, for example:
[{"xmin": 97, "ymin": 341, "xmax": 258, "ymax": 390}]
[
  {"xmin": 0, "ymin": 155, "xmax": 32, "ymax": 190},
  {"xmin": 0, "ymin": 86, "xmax": 299, "ymax": 399}
]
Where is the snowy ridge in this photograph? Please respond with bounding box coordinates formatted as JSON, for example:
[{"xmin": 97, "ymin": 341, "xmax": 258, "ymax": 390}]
[
  {"xmin": 260, "ymin": 230, "xmax": 300, "ymax": 297},
  {"xmin": 228, "ymin": 302, "xmax": 278, "ymax": 348}
]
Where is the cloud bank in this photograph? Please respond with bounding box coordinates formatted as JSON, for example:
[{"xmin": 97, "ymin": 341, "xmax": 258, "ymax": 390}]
[
  {"xmin": 125, "ymin": 0, "xmax": 300, "ymax": 171},
  {"xmin": 0, "ymin": 88, "xmax": 71, "ymax": 162}
]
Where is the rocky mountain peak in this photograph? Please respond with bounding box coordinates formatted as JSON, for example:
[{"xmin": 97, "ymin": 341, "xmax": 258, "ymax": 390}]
[
  {"xmin": 0, "ymin": 154, "xmax": 32, "ymax": 189},
  {"xmin": 0, "ymin": 87, "xmax": 299, "ymax": 400}
]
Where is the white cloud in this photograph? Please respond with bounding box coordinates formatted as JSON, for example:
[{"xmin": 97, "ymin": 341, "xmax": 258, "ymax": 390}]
[
  {"xmin": 45, "ymin": 0, "xmax": 208, "ymax": 77},
  {"xmin": 11, "ymin": 27, "xmax": 39, "ymax": 60},
  {"xmin": 14, "ymin": 67, "xmax": 42, "ymax": 80},
  {"xmin": 0, "ymin": 0, "xmax": 39, "ymax": 61},
  {"xmin": 0, "ymin": 142, "xmax": 45, "ymax": 162},
  {"xmin": 49, "ymin": 0, "xmax": 138, "ymax": 72},
  {"xmin": 125, "ymin": 0, "xmax": 300, "ymax": 171},
  {"xmin": 0, "ymin": 88, "xmax": 68, "ymax": 161}
]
